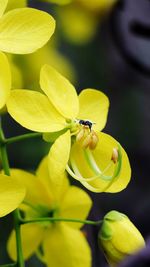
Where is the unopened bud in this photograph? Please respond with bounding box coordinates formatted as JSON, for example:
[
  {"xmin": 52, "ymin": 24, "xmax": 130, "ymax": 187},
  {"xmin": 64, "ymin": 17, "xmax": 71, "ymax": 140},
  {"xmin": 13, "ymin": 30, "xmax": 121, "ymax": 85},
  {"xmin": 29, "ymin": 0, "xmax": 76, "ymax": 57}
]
[
  {"xmin": 111, "ymin": 148, "xmax": 119, "ymax": 164},
  {"xmin": 98, "ymin": 211, "xmax": 145, "ymax": 267}
]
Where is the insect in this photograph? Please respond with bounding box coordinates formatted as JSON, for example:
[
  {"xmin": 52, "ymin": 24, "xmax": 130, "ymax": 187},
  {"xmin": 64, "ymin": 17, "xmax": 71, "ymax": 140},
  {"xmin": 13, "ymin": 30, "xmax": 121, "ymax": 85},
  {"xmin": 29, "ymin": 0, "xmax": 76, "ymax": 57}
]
[{"xmin": 78, "ymin": 119, "xmax": 94, "ymax": 131}]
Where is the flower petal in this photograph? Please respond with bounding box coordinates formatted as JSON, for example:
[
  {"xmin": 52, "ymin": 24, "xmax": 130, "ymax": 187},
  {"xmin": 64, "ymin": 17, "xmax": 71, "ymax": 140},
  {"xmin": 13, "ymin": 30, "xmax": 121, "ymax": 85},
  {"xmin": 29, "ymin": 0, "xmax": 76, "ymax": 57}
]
[
  {"xmin": 10, "ymin": 169, "xmax": 51, "ymax": 208},
  {"xmin": 0, "ymin": 51, "xmax": 11, "ymax": 109},
  {"xmin": 70, "ymin": 132, "xmax": 131, "ymax": 193},
  {"xmin": 6, "ymin": 0, "xmax": 27, "ymax": 11},
  {"xmin": 40, "ymin": 64, "xmax": 79, "ymax": 119},
  {"xmin": 36, "ymin": 156, "xmax": 69, "ymax": 202},
  {"xmin": 0, "ymin": 173, "xmax": 25, "ymax": 217},
  {"xmin": 78, "ymin": 89, "xmax": 109, "ymax": 131},
  {"xmin": 0, "ymin": 8, "xmax": 55, "ymax": 54},
  {"xmin": 48, "ymin": 131, "xmax": 71, "ymax": 200},
  {"xmin": 7, "ymin": 224, "xmax": 45, "ymax": 260},
  {"xmin": 44, "ymin": 0, "xmax": 72, "ymax": 4},
  {"xmin": 0, "ymin": 0, "xmax": 8, "ymax": 17},
  {"xmin": 60, "ymin": 186, "xmax": 92, "ymax": 229},
  {"xmin": 43, "ymin": 223, "xmax": 91, "ymax": 267},
  {"xmin": 7, "ymin": 90, "xmax": 65, "ymax": 132}
]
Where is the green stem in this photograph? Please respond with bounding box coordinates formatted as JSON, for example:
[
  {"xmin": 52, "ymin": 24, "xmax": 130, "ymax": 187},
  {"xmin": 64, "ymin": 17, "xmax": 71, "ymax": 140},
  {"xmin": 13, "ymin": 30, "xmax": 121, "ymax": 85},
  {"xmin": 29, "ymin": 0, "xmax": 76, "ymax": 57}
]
[
  {"xmin": 0, "ymin": 264, "xmax": 17, "ymax": 267},
  {"xmin": 4, "ymin": 132, "xmax": 42, "ymax": 145},
  {"xmin": 20, "ymin": 217, "xmax": 102, "ymax": 226},
  {"xmin": 0, "ymin": 121, "xmax": 25, "ymax": 267}
]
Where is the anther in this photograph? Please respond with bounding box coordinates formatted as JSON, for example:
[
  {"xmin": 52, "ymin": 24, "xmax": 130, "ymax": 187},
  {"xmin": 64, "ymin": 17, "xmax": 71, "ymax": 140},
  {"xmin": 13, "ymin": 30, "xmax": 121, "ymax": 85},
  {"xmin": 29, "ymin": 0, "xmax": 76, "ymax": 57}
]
[
  {"xmin": 111, "ymin": 148, "xmax": 119, "ymax": 164},
  {"xmin": 89, "ymin": 131, "xmax": 99, "ymax": 150}
]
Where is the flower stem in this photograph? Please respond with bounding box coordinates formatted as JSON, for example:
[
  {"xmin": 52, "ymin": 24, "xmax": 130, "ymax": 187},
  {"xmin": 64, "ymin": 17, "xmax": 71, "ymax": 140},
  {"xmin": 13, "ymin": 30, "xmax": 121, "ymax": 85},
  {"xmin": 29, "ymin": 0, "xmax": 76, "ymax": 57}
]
[
  {"xmin": 0, "ymin": 263, "xmax": 17, "ymax": 267},
  {"xmin": 0, "ymin": 264, "xmax": 17, "ymax": 267},
  {"xmin": 0, "ymin": 120, "xmax": 25, "ymax": 267},
  {"xmin": 20, "ymin": 216, "xmax": 102, "ymax": 226},
  {"xmin": 4, "ymin": 132, "xmax": 42, "ymax": 145}
]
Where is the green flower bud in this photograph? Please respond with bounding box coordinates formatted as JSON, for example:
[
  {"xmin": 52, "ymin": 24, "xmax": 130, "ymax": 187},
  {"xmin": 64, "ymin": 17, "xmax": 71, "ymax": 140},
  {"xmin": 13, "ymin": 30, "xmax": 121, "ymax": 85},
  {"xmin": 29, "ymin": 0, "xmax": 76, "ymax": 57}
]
[{"xmin": 98, "ymin": 210, "xmax": 145, "ymax": 267}]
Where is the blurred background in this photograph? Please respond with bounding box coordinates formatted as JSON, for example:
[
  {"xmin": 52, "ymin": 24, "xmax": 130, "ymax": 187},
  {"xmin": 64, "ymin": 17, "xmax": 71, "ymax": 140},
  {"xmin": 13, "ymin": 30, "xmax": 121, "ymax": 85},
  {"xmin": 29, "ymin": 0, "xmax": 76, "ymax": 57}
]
[{"xmin": 0, "ymin": 0, "xmax": 150, "ymax": 266}]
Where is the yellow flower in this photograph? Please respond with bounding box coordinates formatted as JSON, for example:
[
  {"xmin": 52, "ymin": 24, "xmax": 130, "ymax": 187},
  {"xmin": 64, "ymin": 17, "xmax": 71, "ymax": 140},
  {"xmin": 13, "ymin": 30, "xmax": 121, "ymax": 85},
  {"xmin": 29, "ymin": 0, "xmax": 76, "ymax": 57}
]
[
  {"xmin": 98, "ymin": 210, "xmax": 145, "ymax": 267},
  {"xmin": 42, "ymin": 0, "xmax": 116, "ymax": 44},
  {"xmin": 7, "ymin": 64, "xmax": 109, "ymax": 133},
  {"xmin": 56, "ymin": 4, "xmax": 98, "ymax": 45},
  {"xmin": 0, "ymin": 0, "xmax": 55, "ymax": 109},
  {"xmin": 68, "ymin": 132, "xmax": 131, "ymax": 193},
  {"xmin": 7, "ymin": 156, "xmax": 92, "ymax": 267},
  {"xmin": 0, "ymin": 0, "xmax": 55, "ymax": 54},
  {"xmin": 7, "ymin": 64, "xmax": 131, "ymax": 193},
  {"xmin": 0, "ymin": 51, "xmax": 11, "ymax": 109},
  {"xmin": 0, "ymin": 172, "xmax": 25, "ymax": 217}
]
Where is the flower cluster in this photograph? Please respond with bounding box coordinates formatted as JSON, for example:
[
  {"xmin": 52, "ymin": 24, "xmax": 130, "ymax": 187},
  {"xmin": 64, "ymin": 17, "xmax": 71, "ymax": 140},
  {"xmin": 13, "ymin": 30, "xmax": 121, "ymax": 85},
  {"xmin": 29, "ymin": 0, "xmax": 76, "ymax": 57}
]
[{"xmin": 0, "ymin": 1, "xmax": 146, "ymax": 267}]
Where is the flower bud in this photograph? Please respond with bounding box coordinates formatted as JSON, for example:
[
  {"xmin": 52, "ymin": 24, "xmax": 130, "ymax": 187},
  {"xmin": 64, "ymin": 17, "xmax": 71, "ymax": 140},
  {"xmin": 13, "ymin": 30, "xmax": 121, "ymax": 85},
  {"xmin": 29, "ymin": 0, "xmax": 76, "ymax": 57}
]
[{"xmin": 98, "ymin": 211, "xmax": 145, "ymax": 267}]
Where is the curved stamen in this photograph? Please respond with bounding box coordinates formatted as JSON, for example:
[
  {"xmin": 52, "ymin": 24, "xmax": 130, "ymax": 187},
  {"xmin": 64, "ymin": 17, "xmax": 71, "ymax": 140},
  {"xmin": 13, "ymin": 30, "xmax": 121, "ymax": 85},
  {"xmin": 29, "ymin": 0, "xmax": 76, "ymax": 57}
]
[
  {"xmin": 83, "ymin": 149, "xmax": 102, "ymax": 175},
  {"xmin": 66, "ymin": 144, "xmax": 122, "ymax": 184}
]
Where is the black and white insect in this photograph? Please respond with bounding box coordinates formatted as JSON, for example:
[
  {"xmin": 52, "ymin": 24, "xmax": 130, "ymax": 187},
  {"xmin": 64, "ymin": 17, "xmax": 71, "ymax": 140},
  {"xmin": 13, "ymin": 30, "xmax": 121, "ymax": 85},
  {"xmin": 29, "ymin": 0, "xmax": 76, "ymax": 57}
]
[{"xmin": 77, "ymin": 119, "xmax": 95, "ymax": 131}]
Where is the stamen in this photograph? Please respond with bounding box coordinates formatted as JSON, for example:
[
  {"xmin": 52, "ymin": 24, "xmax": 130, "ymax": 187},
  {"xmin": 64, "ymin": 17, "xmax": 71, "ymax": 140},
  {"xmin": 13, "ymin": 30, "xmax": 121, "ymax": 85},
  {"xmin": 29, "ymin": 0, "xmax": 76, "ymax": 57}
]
[
  {"xmin": 84, "ymin": 149, "xmax": 101, "ymax": 175},
  {"xmin": 82, "ymin": 134, "xmax": 92, "ymax": 149},
  {"xmin": 76, "ymin": 128, "xmax": 85, "ymax": 142},
  {"xmin": 89, "ymin": 132, "xmax": 99, "ymax": 150},
  {"xmin": 111, "ymin": 148, "xmax": 119, "ymax": 164},
  {"xmin": 66, "ymin": 144, "xmax": 122, "ymax": 185}
]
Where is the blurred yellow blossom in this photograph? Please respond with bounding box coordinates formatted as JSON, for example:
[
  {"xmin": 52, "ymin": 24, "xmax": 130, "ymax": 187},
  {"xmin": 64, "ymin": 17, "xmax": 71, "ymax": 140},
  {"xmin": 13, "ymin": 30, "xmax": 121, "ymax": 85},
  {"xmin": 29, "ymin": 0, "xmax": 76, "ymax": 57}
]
[
  {"xmin": 43, "ymin": 0, "xmax": 117, "ymax": 44},
  {"xmin": 9, "ymin": 41, "xmax": 76, "ymax": 91},
  {"xmin": 7, "ymin": 156, "xmax": 92, "ymax": 267}
]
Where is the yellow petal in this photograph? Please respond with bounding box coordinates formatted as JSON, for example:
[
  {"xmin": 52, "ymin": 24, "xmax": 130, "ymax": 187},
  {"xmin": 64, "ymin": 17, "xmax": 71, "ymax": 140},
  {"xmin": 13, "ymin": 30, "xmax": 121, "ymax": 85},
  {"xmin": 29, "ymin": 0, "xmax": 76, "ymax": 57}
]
[
  {"xmin": 78, "ymin": 89, "xmax": 109, "ymax": 131},
  {"xmin": 0, "ymin": 51, "xmax": 11, "ymax": 109},
  {"xmin": 7, "ymin": 224, "xmax": 45, "ymax": 260},
  {"xmin": 70, "ymin": 132, "xmax": 131, "ymax": 193},
  {"xmin": 0, "ymin": 8, "xmax": 55, "ymax": 54},
  {"xmin": 0, "ymin": 0, "xmax": 8, "ymax": 17},
  {"xmin": 36, "ymin": 156, "xmax": 69, "ymax": 201},
  {"xmin": 40, "ymin": 64, "xmax": 79, "ymax": 119},
  {"xmin": 43, "ymin": 0, "xmax": 72, "ymax": 4},
  {"xmin": 10, "ymin": 61, "xmax": 23, "ymax": 89},
  {"xmin": 10, "ymin": 169, "xmax": 51, "ymax": 208},
  {"xmin": 60, "ymin": 186, "xmax": 92, "ymax": 229},
  {"xmin": 0, "ymin": 173, "xmax": 25, "ymax": 217},
  {"xmin": 112, "ymin": 218, "xmax": 145, "ymax": 254},
  {"xmin": 6, "ymin": 0, "xmax": 27, "ymax": 11},
  {"xmin": 43, "ymin": 223, "xmax": 91, "ymax": 267},
  {"xmin": 7, "ymin": 90, "xmax": 65, "ymax": 132},
  {"xmin": 48, "ymin": 131, "xmax": 71, "ymax": 200}
]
